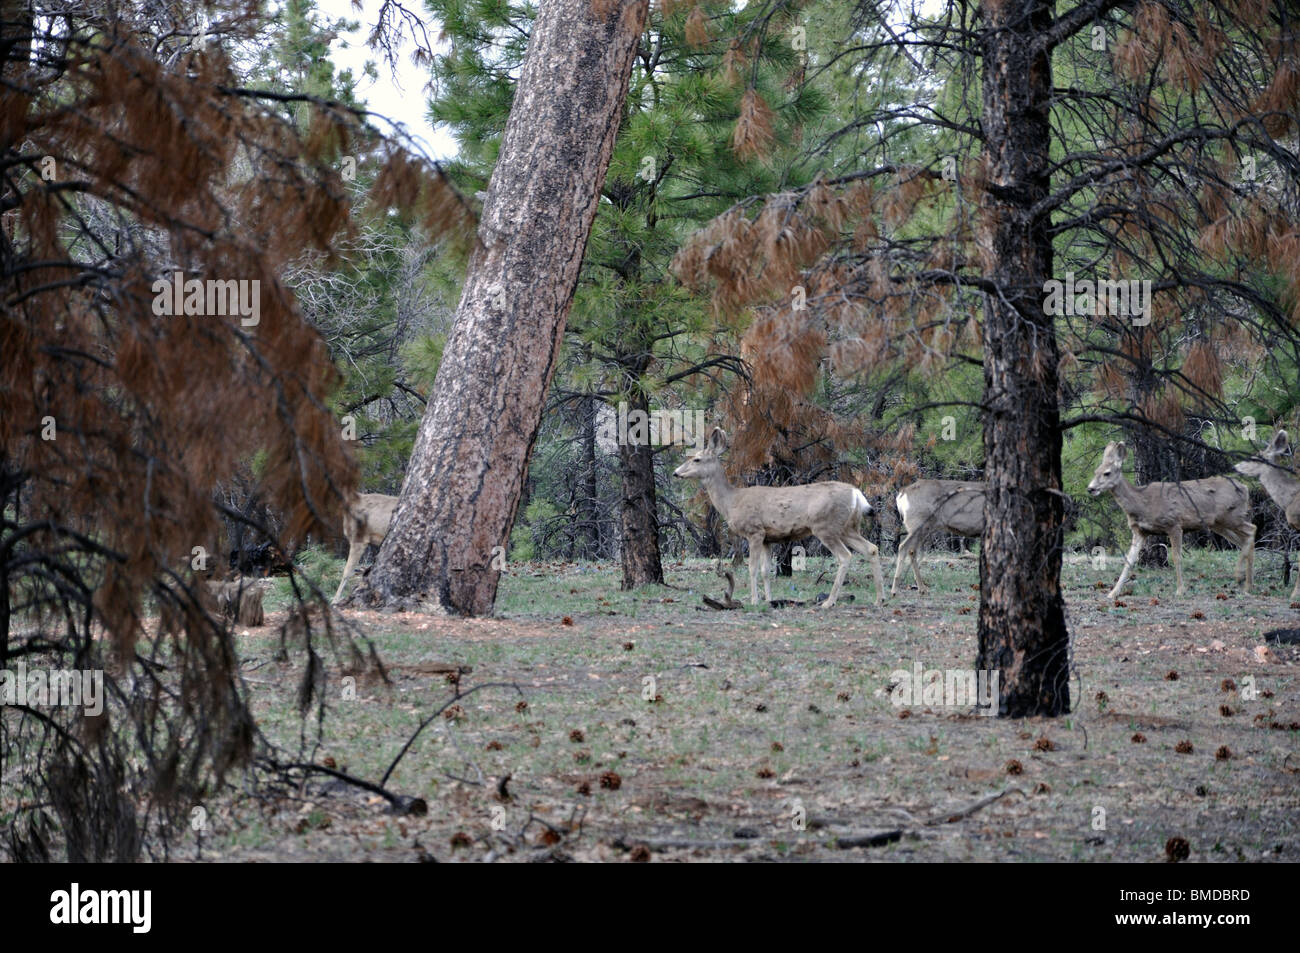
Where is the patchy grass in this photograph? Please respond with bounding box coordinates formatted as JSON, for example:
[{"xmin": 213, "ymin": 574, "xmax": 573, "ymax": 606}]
[{"xmin": 189, "ymin": 548, "xmax": 1297, "ymax": 862}]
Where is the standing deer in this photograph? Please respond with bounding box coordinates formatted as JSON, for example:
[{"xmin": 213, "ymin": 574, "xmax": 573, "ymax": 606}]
[
  {"xmin": 332, "ymin": 493, "xmax": 399, "ymax": 603},
  {"xmin": 891, "ymin": 479, "xmax": 985, "ymax": 596},
  {"xmin": 673, "ymin": 428, "xmax": 885, "ymax": 608},
  {"xmin": 1088, "ymin": 441, "xmax": 1255, "ymax": 599},
  {"xmin": 1234, "ymin": 429, "xmax": 1300, "ymax": 600}
]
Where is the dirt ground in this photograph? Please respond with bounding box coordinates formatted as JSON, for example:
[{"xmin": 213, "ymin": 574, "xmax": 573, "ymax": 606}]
[{"xmin": 185, "ymin": 551, "xmax": 1298, "ymax": 862}]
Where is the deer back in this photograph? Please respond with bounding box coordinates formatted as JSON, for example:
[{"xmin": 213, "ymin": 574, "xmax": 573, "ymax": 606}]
[
  {"xmin": 1127, "ymin": 476, "xmax": 1249, "ymax": 532},
  {"xmin": 897, "ymin": 479, "xmax": 985, "ymax": 536},
  {"xmin": 726, "ymin": 481, "xmax": 863, "ymax": 542},
  {"xmin": 347, "ymin": 493, "xmax": 398, "ymax": 546}
]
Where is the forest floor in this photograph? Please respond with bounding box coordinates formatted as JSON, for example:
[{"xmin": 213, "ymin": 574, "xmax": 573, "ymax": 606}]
[{"xmin": 190, "ymin": 550, "xmax": 1298, "ymax": 863}]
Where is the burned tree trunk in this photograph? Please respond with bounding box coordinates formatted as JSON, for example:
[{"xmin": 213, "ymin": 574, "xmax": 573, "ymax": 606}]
[
  {"xmin": 351, "ymin": 0, "xmax": 649, "ymax": 614},
  {"xmin": 975, "ymin": 0, "xmax": 1071, "ymax": 717},
  {"xmin": 618, "ymin": 386, "xmax": 665, "ymax": 588}
]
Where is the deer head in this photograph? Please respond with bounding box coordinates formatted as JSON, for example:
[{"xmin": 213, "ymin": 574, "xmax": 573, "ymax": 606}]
[
  {"xmin": 673, "ymin": 427, "xmax": 728, "ymax": 481},
  {"xmin": 1088, "ymin": 441, "xmax": 1127, "ymax": 496},
  {"xmin": 1236, "ymin": 429, "xmax": 1292, "ymax": 478},
  {"xmin": 1263, "ymin": 429, "xmax": 1291, "ymax": 462}
]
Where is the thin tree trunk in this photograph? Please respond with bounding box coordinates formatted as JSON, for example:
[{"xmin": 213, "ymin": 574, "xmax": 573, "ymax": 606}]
[
  {"xmin": 351, "ymin": 0, "xmax": 650, "ymax": 614},
  {"xmin": 581, "ymin": 394, "xmax": 600, "ymax": 559},
  {"xmin": 975, "ymin": 0, "xmax": 1071, "ymax": 718},
  {"xmin": 775, "ymin": 541, "xmax": 793, "ymax": 577},
  {"xmin": 701, "ymin": 507, "xmax": 722, "ymax": 558},
  {"xmin": 1127, "ymin": 337, "xmax": 1169, "ymax": 567},
  {"xmin": 618, "ymin": 387, "xmax": 664, "ymax": 588}
]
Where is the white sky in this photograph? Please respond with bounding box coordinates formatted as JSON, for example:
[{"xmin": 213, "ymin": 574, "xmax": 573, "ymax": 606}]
[{"xmin": 315, "ymin": 0, "xmax": 459, "ymax": 161}]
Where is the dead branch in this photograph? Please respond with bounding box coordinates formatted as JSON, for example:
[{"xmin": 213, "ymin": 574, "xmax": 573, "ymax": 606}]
[{"xmin": 925, "ymin": 788, "xmax": 1026, "ymax": 826}]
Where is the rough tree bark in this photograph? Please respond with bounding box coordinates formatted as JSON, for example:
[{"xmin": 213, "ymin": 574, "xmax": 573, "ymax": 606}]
[
  {"xmin": 975, "ymin": 0, "xmax": 1071, "ymax": 717},
  {"xmin": 351, "ymin": 0, "xmax": 650, "ymax": 614},
  {"xmin": 1126, "ymin": 335, "xmax": 1171, "ymax": 566}
]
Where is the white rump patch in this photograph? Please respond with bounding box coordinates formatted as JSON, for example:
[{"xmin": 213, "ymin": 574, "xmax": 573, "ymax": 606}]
[
  {"xmin": 852, "ymin": 488, "xmax": 871, "ymax": 514},
  {"xmin": 897, "ymin": 492, "xmax": 910, "ymax": 524}
]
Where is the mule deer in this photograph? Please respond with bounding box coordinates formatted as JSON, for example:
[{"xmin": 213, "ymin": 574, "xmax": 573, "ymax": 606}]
[
  {"xmin": 672, "ymin": 428, "xmax": 885, "ymax": 607},
  {"xmin": 891, "ymin": 479, "xmax": 985, "ymax": 596},
  {"xmin": 1088, "ymin": 441, "xmax": 1255, "ymax": 599},
  {"xmin": 332, "ymin": 493, "xmax": 399, "ymax": 603},
  {"xmin": 1234, "ymin": 429, "xmax": 1300, "ymax": 600}
]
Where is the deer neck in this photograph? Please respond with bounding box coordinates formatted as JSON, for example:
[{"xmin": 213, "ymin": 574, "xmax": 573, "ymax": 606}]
[
  {"xmin": 1259, "ymin": 463, "xmax": 1300, "ymax": 507},
  {"xmin": 1108, "ymin": 473, "xmax": 1146, "ymax": 517},
  {"xmin": 699, "ymin": 465, "xmax": 739, "ymax": 521}
]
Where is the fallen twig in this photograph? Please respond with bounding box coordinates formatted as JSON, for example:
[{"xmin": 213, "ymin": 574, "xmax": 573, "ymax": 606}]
[
  {"xmin": 269, "ymin": 758, "xmax": 427, "ymax": 816},
  {"xmin": 925, "ymin": 788, "xmax": 1026, "ymax": 825},
  {"xmin": 381, "ymin": 681, "xmax": 524, "ymax": 788},
  {"xmin": 701, "ymin": 564, "xmax": 743, "ymax": 610}
]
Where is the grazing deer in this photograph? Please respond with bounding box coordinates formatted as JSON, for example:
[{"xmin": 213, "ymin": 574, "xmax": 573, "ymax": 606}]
[
  {"xmin": 332, "ymin": 493, "xmax": 399, "ymax": 603},
  {"xmin": 1088, "ymin": 441, "xmax": 1255, "ymax": 599},
  {"xmin": 672, "ymin": 428, "xmax": 885, "ymax": 608},
  {"xmin": 891, "ymin": 479, "xmax": 985, "ymax": 596},
  {"xmin": 1234, "ymin": 429, "xmax": 1300, "ymax": 600}
]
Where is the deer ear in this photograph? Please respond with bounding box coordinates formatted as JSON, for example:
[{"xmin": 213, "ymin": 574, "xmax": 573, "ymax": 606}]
[
  {"xmin": 1113, "ymin": 441, "xmax": 1128, "ymax": 461},
  {"xmin": 1273, "ymin": 430, "xmax": 1290, "ymax": 452},
  {"xmin": 708, "ymin": 427, "xmax": 728, "ymax": 453}
]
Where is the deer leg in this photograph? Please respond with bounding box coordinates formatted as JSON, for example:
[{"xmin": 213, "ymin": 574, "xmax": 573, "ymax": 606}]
[
  {"xmin": 891, "ymin": 532, "xmax": 917, "ymax": 597},
  {"xmin": 1240, "ymin": 522, "xmax": 1255, "ymax": 592},
  {"xmin": 820, "ymin": 539, "xmax": 853, "ymax": 608},
  {"xmin": 1167, "ymin": 525, "xmax": 1185, "ymax": 597},
  {"xmin": 332, "ymin": 541, "xmax": 362, "ymax": 604},
  {"xmin": 746, "ymin": 538, "xmax": 762, "ymax": 605},
  {"xmin": 1218, "ymin": 522, "xmax": 1255, "ymax": 592},
  {"xmin": 890, "ymin": 536, "xmax": 910, "ymax": 597},
  {"xmin": 1108, "ymin": 530, "xmax": 1145, "ymax": 600},
  {"xmin": 892, "ymin": 530, "xmax": 929, "ymax": 596},
  {"xmin": 762, "ymin": 543, "xmax": 774, "ymax": 604},
  {"xmin": 847, "ymin": 532, "xmax": 884, "ymax": 605},
  {"xmin": 910, "ymin": 542, "xmax": 928, "ymax": 595}
]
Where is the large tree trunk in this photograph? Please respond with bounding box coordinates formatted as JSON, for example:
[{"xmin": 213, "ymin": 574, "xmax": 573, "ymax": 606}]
[
  {"xmin": 975, "ymin": 0, "xmax": 1071, "ymax": 718},
  {"xmin": 1, "ymin": 0, "xmax": 33, "ymax": 668},
  {"xmin": 617, "ymin": 387, "xmax": 664, "ymax": 588},
  {"xmin": 351, "ymin": 0, "xmax": 650, "ymax": 614}
]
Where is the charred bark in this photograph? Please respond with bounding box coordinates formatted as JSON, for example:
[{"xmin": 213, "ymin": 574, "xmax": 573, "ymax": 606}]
[{"xmin": 975, "ymin": 0, "xmax": 1071, "ymax": 717}]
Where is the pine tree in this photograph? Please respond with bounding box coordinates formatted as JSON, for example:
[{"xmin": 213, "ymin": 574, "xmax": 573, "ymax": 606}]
[
  {"xmin": 351, "ymin": 0, "xmax": 651, "ymax": 613},
  {"xmin": 0, "ymin": 0, "xmax": 467, "ymax": 857},
  {"xmin": 416, "ymin": 0, "xmax": 832, "ymax": 589},
  {"xmin": 673, "ymin": 0, "xmax": 1300, "ymax": 716}
]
